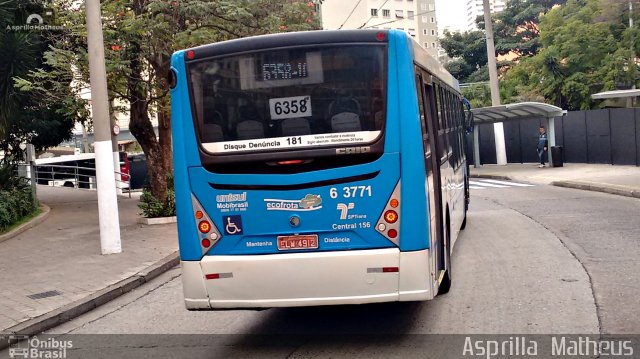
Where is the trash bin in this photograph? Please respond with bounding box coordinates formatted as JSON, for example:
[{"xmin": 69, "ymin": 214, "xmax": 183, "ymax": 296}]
[{"xmin": 550, "ymin": 146, "xmax": 563, "ymax": 167}]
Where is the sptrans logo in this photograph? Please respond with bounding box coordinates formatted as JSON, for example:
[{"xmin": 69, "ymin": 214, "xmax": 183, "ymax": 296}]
[
  {"xmin": 265, "ymin": 194, "xmax": 322, "ymax": 211},
  {"xmin": 8, "ymin": 336, "xmax": 72, "ymax": 358}
]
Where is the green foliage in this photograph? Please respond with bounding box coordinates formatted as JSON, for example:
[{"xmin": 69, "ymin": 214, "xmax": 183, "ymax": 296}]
[
  {"xmin": 442, "ymin": 0, "xmax": 564, "ymax": 83},
  {"xmin": 0, "ymin": 160, "xmax": 37, "ymax": 232},
  {"xmin": 138, "ymin": 175, "xmax": 176, "ymax": 218},
  {"xmin": 461, "ymin": 83, "xmax": 493, "ymax": 108},
  {"xmin": 0, "ymin": 188, "xmax": 36, "ymax": 232},
  {"xmin": 0, "ymin": 0, "xmax": 81, "ymax": 155},
  {"xmin": 503, "ymin": 0, "xmax": 638, "ymax": 109},
  {"xmin": 441, "ymin": 30, "xmax": 488, "ymax": 82},
  {"xmin": 0, "ymin": 161, "xmax": 28, "ymax": 191},
  {"xmin": 492, "ymin": 0, "xmax": 567, "ymax": 59}
]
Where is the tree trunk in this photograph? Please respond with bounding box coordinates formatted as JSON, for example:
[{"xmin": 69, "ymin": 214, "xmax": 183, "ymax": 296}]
[
  {"xmin": 126, "ymin": 37, "xmax": 168, "ymax": 203},
  {"xmin": 150, "ymin": 54, "xmax": 173, "ymax": 174}
]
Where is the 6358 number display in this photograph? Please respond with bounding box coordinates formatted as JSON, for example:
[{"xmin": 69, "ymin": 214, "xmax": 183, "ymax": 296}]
[{"xmin": 269, "ymin": 96, "xmax": 312, "ymax": 120}]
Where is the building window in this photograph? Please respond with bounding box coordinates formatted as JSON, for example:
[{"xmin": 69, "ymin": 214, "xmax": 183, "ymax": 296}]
[
  {"xmin": 420, "ymin": 3, "xmax": 427, "ymax": 10},
  {"xmin": 382, "ymin": 9, "xmax": 390, "ymax": 17},
  {"xmin": 422, "ymin": 16, "xmax": 428, "ymax": 22},
  {"xmin": 371, "ymin": 8, "xmax": 378, "ymax": 17},
  {"xmin": 431, "ymin": 29, "xmax": 436, "ymax": 36},
  {"xmin": 423, "ymin": 29, "xmax": 427, "ymax": 35},
  {"xmin": 429, "ymin": 4, "xmax": 434, "ymax": 10},
  {"xmin": 424, "ymin": 42, "xmax": 429, "ymax": 48},
  {"xmin": 407, "ymin": 11, "xmax": 414, "ymax": 19},
  {"xmin": 395, "ymin": 10, "xmax": 404, "ymax": 18},
  {"xmin": 431, "ymin": 17, "xmax": 435, "ymax": 23},
  {"xmin": 432, "ymin": 42, "xmax": 436, "ymax": 48},
  {"xmin": 408, "ymin": 28, "xmax": 416, "ymax": 36}
]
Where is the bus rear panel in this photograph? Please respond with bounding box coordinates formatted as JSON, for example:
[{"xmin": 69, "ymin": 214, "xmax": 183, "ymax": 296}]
[{"xmin": 171, "ymin": 30, "xmax": 439, "ymax": 309}]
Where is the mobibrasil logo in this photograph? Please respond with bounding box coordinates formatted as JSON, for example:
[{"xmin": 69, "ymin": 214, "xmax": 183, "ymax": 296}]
[{"xmin": 265, "ymin": 194, "xmax": 322, "ymax": 211}]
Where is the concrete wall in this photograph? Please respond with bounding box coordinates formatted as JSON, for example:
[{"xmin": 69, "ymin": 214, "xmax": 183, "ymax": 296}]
[{"xmin": 473, "ymin": 108, "xmax": 640, "ymax": 166}]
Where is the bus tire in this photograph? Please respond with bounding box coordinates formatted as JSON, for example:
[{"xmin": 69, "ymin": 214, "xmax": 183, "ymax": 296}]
[
  {"xmin": 460, "ymin": 212, "xmax": 467, "ymax": 230},
  {"xmin": 438, "ymin": 214, "xmax": 452, "ymax": 295},
  {"xmin": 460, "ymin": 177, "xmax": 469, "ymax": 230}
]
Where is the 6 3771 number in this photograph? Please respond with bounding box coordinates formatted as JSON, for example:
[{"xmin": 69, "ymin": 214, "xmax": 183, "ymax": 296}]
[{"xmin": 330, "ymin": 185, "xmax": 372, "ymax": 199}]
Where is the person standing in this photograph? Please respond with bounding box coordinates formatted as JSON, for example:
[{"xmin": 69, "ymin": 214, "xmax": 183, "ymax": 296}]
[{"xmin": 537, "ymin": 126, "xmax": 548, "ymax": 168}]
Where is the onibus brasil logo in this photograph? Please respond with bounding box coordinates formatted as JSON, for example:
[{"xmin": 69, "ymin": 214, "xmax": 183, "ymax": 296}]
[{"xmin": 8, "ymin": 335, "xmax": 72, "ymax": 358}]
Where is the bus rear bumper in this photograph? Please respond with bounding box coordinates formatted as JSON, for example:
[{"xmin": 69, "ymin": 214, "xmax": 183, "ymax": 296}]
[{"xmin": 180, "ymin": 248, "xmax": 434, "ymax": 309}]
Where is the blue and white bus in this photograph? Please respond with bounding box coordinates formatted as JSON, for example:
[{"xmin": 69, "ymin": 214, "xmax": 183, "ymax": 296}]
[{"xmin": 169, "ymin": 30, "xmax": 470, "ymax": 309}]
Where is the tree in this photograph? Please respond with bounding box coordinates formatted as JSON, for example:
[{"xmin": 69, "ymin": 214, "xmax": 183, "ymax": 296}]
[
  {"xmin": 502, "ymin": 0, "xmax": 638, "ymax": 109},
  {"xmin": 0, "ymin": 0, "xmax": 80, "ymax": 157},
  {"xmin": 491, "ymin": 0, "xmax": 567, "ymax": 60},
  {"xmin": 441, "ymin": 30, "xmax": 488, "ymax": 82},
  {"xmin": 441, "ymin": 0, "xmax": 565, "ymax": 83},
  {"xmin": 18, "ymin": 0, "xmax": 321, "ymax": 204}
]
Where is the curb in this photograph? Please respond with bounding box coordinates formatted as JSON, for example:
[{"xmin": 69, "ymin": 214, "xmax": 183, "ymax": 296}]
[
  {"xmin": 0, "ymin": 204, "xmax": 51, "ymax": 244},
  {"xmin": 0, "ymin": 251, "xmax": 180, "ymax": 350},
  {"xmin": 551, "ymin": 181, "xmax": 640, "ymax": 199},
  {"xmin": 137, "ymin": 216, "xmax": 177, "ymax": 225},
  {"xmin": 470, "ymin": 173, "xmax": 513, "ymax": 181}
]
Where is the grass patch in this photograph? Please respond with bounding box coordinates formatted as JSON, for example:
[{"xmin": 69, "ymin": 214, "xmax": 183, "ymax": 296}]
[{"xmin": 0, "ymin": 206, "xmax": 42, "ymax": 235}]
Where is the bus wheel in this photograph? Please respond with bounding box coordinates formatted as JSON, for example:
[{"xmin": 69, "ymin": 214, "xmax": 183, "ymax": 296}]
[
  {"xmin": 438, "ymin": 216, "xmax": 452, "ymax": 295},
  {"xmin": 460, "ymin": 210, "xmax": 467, "ymax": 230},
  {"xmin": 460, "ymin": 180, "xmax": 469, "ymax": 230}
]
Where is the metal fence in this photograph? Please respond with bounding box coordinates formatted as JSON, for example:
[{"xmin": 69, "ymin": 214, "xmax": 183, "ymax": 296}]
[{"xmin": 16, "ymin": 162, "xmax": 132, "ymax": 197}]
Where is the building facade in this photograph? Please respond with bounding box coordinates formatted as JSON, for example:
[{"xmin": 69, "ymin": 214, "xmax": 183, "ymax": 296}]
[
  {"xmin": 321, "ymin": 0, "xmax": 439, "ymax": 58},
  {"xmin": 465, "ymin": 0, "xmax": 505, "ymax": 31}
]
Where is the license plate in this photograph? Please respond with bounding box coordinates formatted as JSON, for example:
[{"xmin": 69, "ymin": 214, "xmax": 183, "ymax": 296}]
[{"xmin": 277, "ymin": 235, "xmax": 319, "ymax": 250}]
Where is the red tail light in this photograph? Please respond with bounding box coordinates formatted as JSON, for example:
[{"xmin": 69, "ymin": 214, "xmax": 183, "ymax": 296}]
[
  {"xmin": 384, "ymin": 210, "xmax": 398, "ymax": 223},
  {"xmin": 276, "ymin": 159, "xmax": 304, "ymax": 165},
  {"xmin": 376, "ymin": 181, "xmax": 401, "ymax": 245},
  {"xmin": 198, "ymin": 220, "xmax": 211, "ymax": 233},
  {"xmin": 192, "ymin": 194, "xmax": 222, "ymax": 255}
]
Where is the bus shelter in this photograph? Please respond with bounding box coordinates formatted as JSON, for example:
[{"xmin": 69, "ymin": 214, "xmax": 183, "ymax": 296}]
[{"xmin": 470, "ymin": 102, "xmax": 566, "ymax": 167}]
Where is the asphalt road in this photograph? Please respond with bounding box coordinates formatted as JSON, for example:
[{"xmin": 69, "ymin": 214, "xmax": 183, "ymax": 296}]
[{"xmin": 6, "ymin": 182, "xmax": 640, "ymax": 358}]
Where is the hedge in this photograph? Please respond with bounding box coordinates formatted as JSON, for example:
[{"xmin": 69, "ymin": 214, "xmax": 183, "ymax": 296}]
[
  {"xmin": 138, "ymin": 175, "xmax": 176, "ymax": 218},
  {"xmin": 0, "ymin": 188, "xmax": 37, "ymax": 232}
]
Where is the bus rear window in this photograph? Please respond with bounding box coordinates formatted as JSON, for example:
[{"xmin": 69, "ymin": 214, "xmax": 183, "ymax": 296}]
[{"xmin": 187, "ymin": 45, "xmax": 386, "ymax": 154}]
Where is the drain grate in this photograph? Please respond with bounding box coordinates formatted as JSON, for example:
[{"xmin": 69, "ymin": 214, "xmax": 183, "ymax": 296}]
[{"xmin": 27, "ymin": 290, "xmax": 62, "ymax": 300}]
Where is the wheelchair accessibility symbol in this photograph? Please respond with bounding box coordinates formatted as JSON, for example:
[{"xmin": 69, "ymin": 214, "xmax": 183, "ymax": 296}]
[{"xmin": 223, "ymin": 215, "xmax": 243, "ymax": 235}]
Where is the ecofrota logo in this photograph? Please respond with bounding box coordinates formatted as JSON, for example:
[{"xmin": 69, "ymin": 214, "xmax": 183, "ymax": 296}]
[{"xmin": 264, "ymin": 194, "xmax": 322, "ymax": 211}]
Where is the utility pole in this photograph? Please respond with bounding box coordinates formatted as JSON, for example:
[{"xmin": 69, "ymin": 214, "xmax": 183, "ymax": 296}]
[
  {"xmin": 483, "ymin": 0, "xmax": 507, "ymax": 165},
  {"xmin": 85, "ymin": 0, "xmax": 122, "ymax": 255}
]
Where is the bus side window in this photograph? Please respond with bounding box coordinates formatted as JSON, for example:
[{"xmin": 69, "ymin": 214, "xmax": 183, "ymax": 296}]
[{"xmin": 414, "ymin": 73, "xmax": 429, "ymax": 154}]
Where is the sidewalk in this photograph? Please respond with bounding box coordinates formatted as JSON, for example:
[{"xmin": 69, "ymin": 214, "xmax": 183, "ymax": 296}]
[
  {"xmin": 0, "ymin": 186, "xmax": 178, "ymax": 338},
  {"xmin": 471, "ymin": 163, "xmax": 640, "ymax": 198}
]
